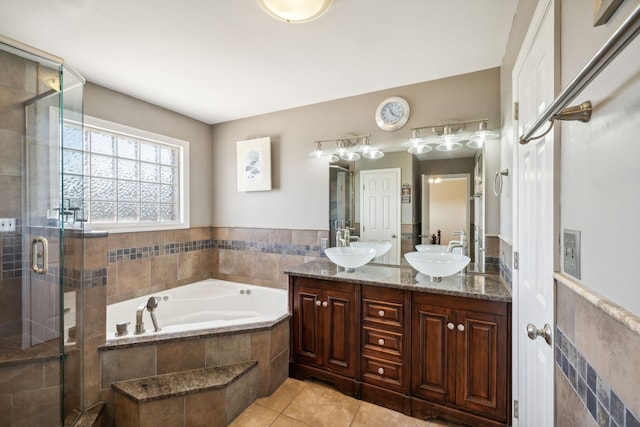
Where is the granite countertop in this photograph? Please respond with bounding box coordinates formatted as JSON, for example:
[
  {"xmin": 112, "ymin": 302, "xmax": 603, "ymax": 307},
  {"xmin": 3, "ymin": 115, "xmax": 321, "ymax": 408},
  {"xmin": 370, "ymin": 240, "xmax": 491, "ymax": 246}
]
[{"xmin": 285, "ymin": 259, "xmax": 511, "ymax": 303}]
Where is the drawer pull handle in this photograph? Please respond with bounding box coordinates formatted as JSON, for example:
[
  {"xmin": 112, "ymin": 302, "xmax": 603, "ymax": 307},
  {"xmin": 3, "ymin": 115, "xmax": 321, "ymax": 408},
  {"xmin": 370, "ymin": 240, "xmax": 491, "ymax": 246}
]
[
  {"xmin": 457, "ymin": 324, "xmax": 465, "ymax": 332},
  {"xmin": 378, "ymin": 310, "xmax": 385, "ymax": 317},
  {"xmin": 315, "ymin": 300, "xmax": 321, "ymax": 306},
  {"xmin": 322, "ymin": 301, "xmax": 328, "ymax": 307},
  {"xmin": 377, "ymin": 367, "xmax": 385, "ymax": 375},
  {"xmin": 378, "ymin": 338, "xmax": 385, "ymax": 346},
  {"xmin": 447, "ymin": 322, "xmax": 455, "ymax": 330}
]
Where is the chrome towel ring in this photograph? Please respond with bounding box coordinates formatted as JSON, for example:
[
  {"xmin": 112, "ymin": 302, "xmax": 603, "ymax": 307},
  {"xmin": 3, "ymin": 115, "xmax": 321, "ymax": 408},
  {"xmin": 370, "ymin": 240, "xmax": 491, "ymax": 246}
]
[{"xmin": 493, "ymin": 169, "xmax": 509, "ymax": 197}]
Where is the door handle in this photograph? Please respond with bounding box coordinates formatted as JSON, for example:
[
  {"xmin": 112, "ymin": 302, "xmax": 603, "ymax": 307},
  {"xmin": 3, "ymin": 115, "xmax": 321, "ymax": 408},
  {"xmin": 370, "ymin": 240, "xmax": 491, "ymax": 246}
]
[
  {"xmin": 527, "ymin": 323, "xmax": 552, "ymax": 346},
  {"xmin": 31, "ymin": 236, "xmax": 49, "ymax": 274},
  {"xmin": 391, "ymin": 234, "xmax": 397, "ymax": 239}
]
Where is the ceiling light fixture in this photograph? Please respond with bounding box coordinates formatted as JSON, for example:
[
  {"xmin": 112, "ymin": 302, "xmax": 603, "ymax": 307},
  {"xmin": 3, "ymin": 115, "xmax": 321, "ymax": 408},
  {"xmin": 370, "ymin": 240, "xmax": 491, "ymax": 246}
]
[{"xmin": 257, "ymin": 0, "xmax": 333, "ymax": 23}]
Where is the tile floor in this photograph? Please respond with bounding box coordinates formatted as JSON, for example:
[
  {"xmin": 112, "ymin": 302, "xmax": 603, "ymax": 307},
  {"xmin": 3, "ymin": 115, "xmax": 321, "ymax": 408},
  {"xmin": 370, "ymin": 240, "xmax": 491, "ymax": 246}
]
[{"xmin": 230, "ymin": 378, "xmax": 464, "ymax": 427}]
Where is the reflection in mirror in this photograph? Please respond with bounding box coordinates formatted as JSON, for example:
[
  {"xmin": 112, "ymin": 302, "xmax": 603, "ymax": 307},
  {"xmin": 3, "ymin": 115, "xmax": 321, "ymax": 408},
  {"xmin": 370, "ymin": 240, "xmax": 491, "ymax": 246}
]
[{"xmin": 329, "ymin": 146, "xmax": 486, "ymax": 272}]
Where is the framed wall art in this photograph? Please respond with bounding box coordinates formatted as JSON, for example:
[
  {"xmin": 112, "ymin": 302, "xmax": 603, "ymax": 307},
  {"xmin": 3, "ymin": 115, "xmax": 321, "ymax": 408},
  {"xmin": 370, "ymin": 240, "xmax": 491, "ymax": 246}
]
[{"xmin": 236, "ymin": 137, "xmax": 272, "ymax": 192}]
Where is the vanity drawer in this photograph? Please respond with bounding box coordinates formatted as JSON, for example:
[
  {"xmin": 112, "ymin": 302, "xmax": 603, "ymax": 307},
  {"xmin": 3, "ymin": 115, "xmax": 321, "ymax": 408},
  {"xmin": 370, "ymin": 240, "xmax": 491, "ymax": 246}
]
[
  {"xmin": 362, "ymin": 355, "xmax": 404, "ymax": 391},
  {"xmin": 362, "ymin": 299, "xmax": 404, "ymax": 329},
  {"xmin": 362, "ymin": 326, "xmax": 403, "ymax": 358}
]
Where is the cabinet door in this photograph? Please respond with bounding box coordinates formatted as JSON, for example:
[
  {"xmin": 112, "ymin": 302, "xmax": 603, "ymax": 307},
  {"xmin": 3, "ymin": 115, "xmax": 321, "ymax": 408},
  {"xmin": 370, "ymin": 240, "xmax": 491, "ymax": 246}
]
[
  {"xmin": 455, "ymin": 310, "xmax": 508, "ymax": 419},
  {"xmin": 324, "ymin": 288, "xmax": 358, "ymax": 377},
  {"xmin": 411, "ymin": 303, "xmax": 455, "ymax": 403},
  {"xmin": 292, "ymin": 285, "xmax": 323, "ymax": 367}
]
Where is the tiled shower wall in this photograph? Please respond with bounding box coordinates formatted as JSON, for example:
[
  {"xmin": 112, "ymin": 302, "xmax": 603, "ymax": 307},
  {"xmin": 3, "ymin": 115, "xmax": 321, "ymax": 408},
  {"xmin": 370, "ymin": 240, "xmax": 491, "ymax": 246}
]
[{"xmin": 555, "ymin": 276, "xmax": 640, "ymax": 427}]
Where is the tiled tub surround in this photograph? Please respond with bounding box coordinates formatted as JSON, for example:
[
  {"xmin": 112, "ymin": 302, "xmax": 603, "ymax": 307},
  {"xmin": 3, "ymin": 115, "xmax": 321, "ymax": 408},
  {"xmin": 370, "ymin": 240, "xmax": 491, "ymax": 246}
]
[
  {"xmin": 498, "ymin": 235, "xmax": 512, "ymax": 289},
  {"xmin": 99, "ymin": 318, "xmax": 289, "ymax": 426},
  {"xmin": 555, "ymin": 274, "xmax": 640, "ymax": 427}
]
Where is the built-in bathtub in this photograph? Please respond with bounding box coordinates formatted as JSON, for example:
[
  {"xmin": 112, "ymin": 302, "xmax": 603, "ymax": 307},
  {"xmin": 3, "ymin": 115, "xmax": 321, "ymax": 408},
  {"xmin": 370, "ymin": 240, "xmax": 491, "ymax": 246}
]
[
  {"xmin": 100, "ymin": 278, "xmax": 291, "ymax": 421},
  {"xmin": 106, "ymin": 278, "xmax": 288, "ymax": 342}
]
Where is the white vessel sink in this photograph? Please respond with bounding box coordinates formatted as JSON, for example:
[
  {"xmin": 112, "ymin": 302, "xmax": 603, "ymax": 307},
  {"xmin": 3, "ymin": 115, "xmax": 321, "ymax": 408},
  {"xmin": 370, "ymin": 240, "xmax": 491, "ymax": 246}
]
[
  {"xmin": 325, "ymin": 246, "xmax": 377, "ymax": 272},
  {"xmin": 404, "ymin": 251, "xmax": 470, "ymax": 281},
  {"xmin": 350, "ymin": 241, "xmax": 392, "ymax": 258}
]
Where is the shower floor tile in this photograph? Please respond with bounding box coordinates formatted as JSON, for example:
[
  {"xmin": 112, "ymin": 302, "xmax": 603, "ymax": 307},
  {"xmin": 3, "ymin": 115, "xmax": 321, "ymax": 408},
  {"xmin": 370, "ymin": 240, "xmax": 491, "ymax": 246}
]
[{"xmin": 231, "ymin": 378, "xmax": 464, "ymax": 427}]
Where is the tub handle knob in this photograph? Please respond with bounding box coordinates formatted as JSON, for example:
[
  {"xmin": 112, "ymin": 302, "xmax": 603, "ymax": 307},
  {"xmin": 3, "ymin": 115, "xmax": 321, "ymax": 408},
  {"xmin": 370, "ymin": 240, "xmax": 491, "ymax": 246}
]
[
  {"xmin": 322, "ymin": 301, "xmax": 328, "ymax": 307},
  {"xmin": 316, "ymin": 300, "xmax": 321, "ymax": 307},
  {"xmin": 115, "ymin": 321, "xmax": 131, "ymax": 337}
]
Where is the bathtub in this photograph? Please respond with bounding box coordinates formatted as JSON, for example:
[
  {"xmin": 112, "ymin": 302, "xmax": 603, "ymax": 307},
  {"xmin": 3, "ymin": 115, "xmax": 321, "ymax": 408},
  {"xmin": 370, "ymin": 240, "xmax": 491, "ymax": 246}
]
[{"xmin": 106, "ymin": 279, "xmax": 288, "ymax": 343}]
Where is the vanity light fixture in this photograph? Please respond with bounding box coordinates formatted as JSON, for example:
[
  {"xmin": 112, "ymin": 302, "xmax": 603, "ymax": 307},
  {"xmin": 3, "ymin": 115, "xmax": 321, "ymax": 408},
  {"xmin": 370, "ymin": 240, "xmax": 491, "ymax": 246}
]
[
  {"xmin": 436, "ymin": 125, "xmax": 463, "ymax": 152},
  {"xmin": 309, "ymin": 135, "xmax": 380, "ymax": 162},
  {"xmin": 467, "ymin": 121, "xmax": 499, "ymax": 149},
  {"xmin": 257, "ymin": 0, "xmax": 332, "ymax": 23}
]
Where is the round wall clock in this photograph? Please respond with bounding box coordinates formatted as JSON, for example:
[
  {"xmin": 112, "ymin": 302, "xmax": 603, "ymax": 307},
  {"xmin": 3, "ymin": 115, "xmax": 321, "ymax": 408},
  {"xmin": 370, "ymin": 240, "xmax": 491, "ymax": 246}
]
[{"xmin": 375, "ymin": 96, "xmax": 410, "ymax": 131}]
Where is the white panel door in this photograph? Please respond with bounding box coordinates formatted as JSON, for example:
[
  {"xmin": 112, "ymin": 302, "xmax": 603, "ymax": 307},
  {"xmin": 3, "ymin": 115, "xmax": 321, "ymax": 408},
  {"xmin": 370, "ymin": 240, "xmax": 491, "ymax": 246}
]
[
  {"xmin": 512, "ymin": 0, "xmax": 556, "ymax": 425},
  {"xmin": 360, "ymin": 168, "xmax": 400, "ymax": 263}
]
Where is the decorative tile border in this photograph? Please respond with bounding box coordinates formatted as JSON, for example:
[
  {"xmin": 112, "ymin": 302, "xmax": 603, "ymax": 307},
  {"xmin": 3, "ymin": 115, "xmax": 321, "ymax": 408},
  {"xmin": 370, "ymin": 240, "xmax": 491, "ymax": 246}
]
[
  {"xmin": 212, "ymin": 239, "xmax": 323, "ymax": 257},
  {"xmin": 25, "ymin": 265, "xmax": 107, "ymax": 289},
  {"xmin": 108, "ymin": 239, "xmax": 213, "ymax": 263},
  {"xmin": 498, "ymin": 257, "xmax": 512, "ymax": 289},
  {"xmin": 556, "ymin": 326, "xmax": 640, "ymax": 427}
]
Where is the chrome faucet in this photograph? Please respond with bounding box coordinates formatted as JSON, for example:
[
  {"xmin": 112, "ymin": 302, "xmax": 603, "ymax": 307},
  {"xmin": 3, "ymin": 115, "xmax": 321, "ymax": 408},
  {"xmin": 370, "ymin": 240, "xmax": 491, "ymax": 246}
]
[
  {"xmin": 134, "ymin": 297, "xmax": 162, "ymax": 334},
  {"xmin": 447, "ymin": 230, "xmax": 468, "ymax": 254}
]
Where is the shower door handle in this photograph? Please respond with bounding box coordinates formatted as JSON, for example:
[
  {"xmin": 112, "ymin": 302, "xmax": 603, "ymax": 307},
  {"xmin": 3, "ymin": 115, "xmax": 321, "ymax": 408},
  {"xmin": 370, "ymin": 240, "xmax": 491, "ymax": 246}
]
[{"xmin": 31, "ymin": 237, "xmax": 49, "ymax": 274}]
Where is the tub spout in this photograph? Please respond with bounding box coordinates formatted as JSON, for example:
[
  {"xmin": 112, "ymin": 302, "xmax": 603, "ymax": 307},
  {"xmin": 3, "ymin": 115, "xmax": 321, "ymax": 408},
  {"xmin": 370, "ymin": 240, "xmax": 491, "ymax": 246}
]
[{"xmin": 134, "ymin": 303, "xmax": 146, "ymax": 335}]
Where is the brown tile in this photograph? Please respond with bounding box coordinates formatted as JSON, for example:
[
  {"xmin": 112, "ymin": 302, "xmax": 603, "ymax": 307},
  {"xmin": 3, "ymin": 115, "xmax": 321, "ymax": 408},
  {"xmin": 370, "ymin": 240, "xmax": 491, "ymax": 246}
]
[
  {"xmin": 556, "ymin": 281, "xmax": 575, "ymax": 341},
  {"xmin": 555, "ymin": 370, "xmax": 598, "ymax": 427},
  {"xmin": 268, "ymin": 229, "xmax": 292, "ymax": 245},
  {"xmin": 270, "ymin": 320, "xmax": 289, "ymax": 360},
  {"xmin": 229, "ymin": 227, "xmax": 269, "ymax": 243},
  {"xmin": 178, "ymin": 250, "xmax": 209, "ymax": 282},
  {"xmin": 190, "ymin": 226, "xmax": 212, "ymax": 241},
  {"xmin": 150, "ymin": 254, "xmax": 178, "ymax": 288},
  {"xmin": 205, "ymin": 333, "xmax": 251, "ymax": 367},
  {"xmin": 574, "ymin": 293, "xmax": 640, "ymax": 417},
  {"xmin": 84, "ymin": 286, "xmax": 107, "ymax": 339},
  {"xmin": 134, "ymin": 230, "xmax": 164, "ymax": 247},
  {"xmin": 269, "ymin": 350, "xmax": 289, "ymax": 395},
  {"xmin": 116, "ymin": 258, "xmax": 151, "ymax": 296},
  {"xmin": 0, "ymin": 175, "xmax": 22, "ymax": 217},
  {"xmin": 0, "ymin": 50, "xmax": 28, "ymax": 89},
  {"xmin": 185, "ymin": 388, "xmax": 226, "ymax": 427},
  {"xmin": 100, "ymin": 345, "xmax": 156, "ymax": 388},
  {"xmin": 255, "ymin": 378, "xmax": 306, "ymax": 413},
  {"xmin": 165, "ymin": 229, "xmax": 189, "ymax": 243},
  {"xmin": 250, "ymin": 330, "xmax": 271, "ymax": 397},
  {"xmin": 283, "ymin": 380, "xmax": 361, "ymax": 427},
  {"xmin": 0, "ymin": 85, "xmax": 30, "ymax": 133},
  {"xmin": 271, "ymin": 414, "xmax": 309, "ymax": 427},
  {"xmin": 225, "ymin": 365, "xmax": 258, "ymax": 424},
  {"xmin": 0, "ymin": 393, "xmax": 13, "ymax": 427},
  {"xmin": 0, "ymin": 361, "xmax": 44, "ymax": 392},
  {"xmin": 229, "ymin": 402, "xmax": 279, "ymax": 427},
  {"xmin": 211, "ymin": 227, "xmax": 229, "ymax": 241},
  {"xmin": 113, "ymin": 393, "xmax": 139, "ymax": 427},
  {"xmin": 291, "ymin": 230, "xmax": 319, "ymax": 246},
  {"xmin": 139, "ymin": 395, "xmax": 184, "ymax": 426},
  {"xmin": 157, "ymin": 339, "xmax": 206, "ymax": 374},
  {"xmin": 107, "ymin": 232, "xmax": 134, "ymax": 251},
  {"xmin": 13, "ymin": 385, "xmax": 60, "ymax": 427},
  {"xmin": 84, "ymin": 236, "xmax": 108, "ymax": 270},
  {"xmin": 351, "ymin": 401, "xmax": 430, "ymax": 427},
  {"xmin": 0, "ymin": 129, "xmax": 22, "ymax": 176}
]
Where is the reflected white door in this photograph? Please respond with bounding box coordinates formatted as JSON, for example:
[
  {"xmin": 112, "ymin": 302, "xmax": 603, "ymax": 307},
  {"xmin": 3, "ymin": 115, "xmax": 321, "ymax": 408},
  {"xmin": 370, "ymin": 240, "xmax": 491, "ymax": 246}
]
[
  {"xmin": 360, "ymin": 168, "xmax": 400, "ymax": 263},
  {"xmin": 512, "ymin": 0, "xmax": 556, "ymax": 425}
]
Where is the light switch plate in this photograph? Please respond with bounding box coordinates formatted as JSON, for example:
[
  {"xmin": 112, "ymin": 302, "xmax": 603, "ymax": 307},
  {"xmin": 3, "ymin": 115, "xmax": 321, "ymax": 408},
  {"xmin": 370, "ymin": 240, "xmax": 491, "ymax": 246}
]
[{"xmin": 563, "ymin": 229, "xmax": 581, "ymax": 279}]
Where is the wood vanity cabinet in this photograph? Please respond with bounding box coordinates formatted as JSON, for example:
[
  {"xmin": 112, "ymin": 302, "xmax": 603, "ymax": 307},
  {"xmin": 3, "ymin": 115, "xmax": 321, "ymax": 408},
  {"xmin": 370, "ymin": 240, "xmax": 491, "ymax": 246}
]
[
  {"xmin": 411, "ymin": 292, "xmax": 510, "ymax": 425},
  {"xmin": 289, "ymin": 276, "xmax": 360, "ymax": 393}
]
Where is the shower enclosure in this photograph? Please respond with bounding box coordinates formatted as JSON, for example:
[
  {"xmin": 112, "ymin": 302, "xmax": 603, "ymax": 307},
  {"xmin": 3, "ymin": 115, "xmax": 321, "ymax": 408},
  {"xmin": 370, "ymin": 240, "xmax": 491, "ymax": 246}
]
[{"xmin": 0, "ymin": 37, "xmax": 85, "ymax": 426}]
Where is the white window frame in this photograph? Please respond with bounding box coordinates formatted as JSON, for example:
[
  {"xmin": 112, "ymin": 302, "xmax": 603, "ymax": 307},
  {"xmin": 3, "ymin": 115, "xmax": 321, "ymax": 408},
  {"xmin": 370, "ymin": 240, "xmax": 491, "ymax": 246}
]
[{"xmin": 65, "ymin": 115, "xmax": 190, "ymax": 233}]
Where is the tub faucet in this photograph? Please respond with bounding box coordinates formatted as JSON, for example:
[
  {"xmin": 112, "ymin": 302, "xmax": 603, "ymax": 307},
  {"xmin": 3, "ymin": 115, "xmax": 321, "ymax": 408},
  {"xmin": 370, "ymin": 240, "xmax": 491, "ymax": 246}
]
[{"xmin": 134, "ymin": 297, "xmax": 162, "ymax": 334}]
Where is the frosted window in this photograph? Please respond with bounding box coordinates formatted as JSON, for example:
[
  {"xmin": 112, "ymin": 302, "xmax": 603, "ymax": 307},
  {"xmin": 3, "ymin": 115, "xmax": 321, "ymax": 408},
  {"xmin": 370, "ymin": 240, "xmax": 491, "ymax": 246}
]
[{"xmin": 61, "ymin": 119, "xmax": 186, "ymax": 229}]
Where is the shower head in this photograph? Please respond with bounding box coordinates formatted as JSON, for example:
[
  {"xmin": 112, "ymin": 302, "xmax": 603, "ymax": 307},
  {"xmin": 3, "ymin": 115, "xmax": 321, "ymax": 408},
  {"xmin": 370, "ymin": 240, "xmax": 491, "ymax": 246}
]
[{"xmin": 146, "ymin": 297, "xmax": 158, "ymax": 312}]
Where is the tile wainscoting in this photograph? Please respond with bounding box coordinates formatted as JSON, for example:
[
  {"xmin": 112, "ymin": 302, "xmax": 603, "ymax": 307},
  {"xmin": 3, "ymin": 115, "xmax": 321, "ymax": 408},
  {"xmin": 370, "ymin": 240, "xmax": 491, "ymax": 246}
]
[{"xmin": 555, "ymin": 274, "xmax": 640, "ymax": 427}]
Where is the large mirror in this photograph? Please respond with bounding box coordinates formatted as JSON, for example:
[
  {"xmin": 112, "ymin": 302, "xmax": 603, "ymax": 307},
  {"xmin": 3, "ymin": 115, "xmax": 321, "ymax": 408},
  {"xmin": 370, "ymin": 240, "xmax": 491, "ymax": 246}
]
[{"xmin": 329, "ymin": 144, "xmax": 487, "ymax": 272}]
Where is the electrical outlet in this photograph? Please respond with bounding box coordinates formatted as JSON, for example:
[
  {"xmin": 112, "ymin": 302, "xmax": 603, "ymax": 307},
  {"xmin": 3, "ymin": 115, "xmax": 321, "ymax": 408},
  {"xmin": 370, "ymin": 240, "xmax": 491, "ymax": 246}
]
[
  {"xmin": 563, "ymin": 229, "xmax": 581, "ymax": 279},
  {"xmin": 0, "ymin": 218, "xmax": 16, "ymax": 232}
]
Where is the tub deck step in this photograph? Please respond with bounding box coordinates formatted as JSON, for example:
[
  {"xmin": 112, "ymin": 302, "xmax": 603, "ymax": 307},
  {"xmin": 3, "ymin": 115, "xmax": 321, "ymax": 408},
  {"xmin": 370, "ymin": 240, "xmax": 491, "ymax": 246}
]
[{"xmin": 112, "ymin": 361, "xmax": 258, "ymax": 426}]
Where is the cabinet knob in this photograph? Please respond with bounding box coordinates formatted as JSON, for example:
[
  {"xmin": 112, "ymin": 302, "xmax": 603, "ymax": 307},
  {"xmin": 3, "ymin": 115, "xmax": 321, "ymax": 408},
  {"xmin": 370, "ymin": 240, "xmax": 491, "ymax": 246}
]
[
  {"xmin": 457, "ymin": 324, "xmax": 465, "ymax": 332},
  {"xmin": 447, "ymin": 322, "xmax": 455, "ymax": 330},
  {"xmin": 377, "ymin": 367, "xmax": 385, "ymax": 375},
  {"xmin": 378, "ymin": 310, "xmax": 385, "ymax": 317},
  {"xmin": 378, "ymin": 338, "xmax": 385, "ymax": 346},
  {"xmin": 322, "ymin": 301, "xmax": 328, "ymax": 307},
  {"xmin": 315, "ymin": 300, "xmax": 321, "ymax": 306}
]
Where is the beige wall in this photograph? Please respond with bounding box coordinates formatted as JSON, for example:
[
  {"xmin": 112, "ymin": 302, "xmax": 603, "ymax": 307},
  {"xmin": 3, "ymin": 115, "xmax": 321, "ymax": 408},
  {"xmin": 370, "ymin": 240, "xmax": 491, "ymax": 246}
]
[
  {"xmin": 84, "ymin": 83, "xmax": 213, "ymax": 228},
  {"xmin": 211, "ymin": 68, "xmax": 501, "ymax": 234}
]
